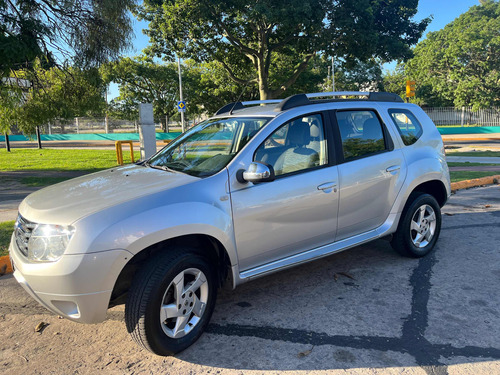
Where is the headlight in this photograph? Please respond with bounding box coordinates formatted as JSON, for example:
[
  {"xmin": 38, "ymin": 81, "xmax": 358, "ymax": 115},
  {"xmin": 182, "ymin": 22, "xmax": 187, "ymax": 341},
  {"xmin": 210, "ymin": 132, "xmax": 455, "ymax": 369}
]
[{"xmin": 27, "ymin": 224, "xmax": 75, "ymax": 262}]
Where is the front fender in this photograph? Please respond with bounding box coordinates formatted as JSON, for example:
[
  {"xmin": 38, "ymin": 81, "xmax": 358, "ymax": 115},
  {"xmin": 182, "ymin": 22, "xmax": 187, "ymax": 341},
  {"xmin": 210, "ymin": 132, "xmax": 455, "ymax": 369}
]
[
  {"xmin": 93, "ymin": 201, "xmax": 237, "ymax": 264},
  {"xmin": 65, "ymin": 169, "xmax": 238, "ymax": 266}
]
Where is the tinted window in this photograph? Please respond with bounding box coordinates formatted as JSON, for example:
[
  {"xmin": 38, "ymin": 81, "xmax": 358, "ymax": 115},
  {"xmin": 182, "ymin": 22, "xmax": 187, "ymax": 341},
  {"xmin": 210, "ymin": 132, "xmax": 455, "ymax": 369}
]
[
  {"xmin": 388, "ymin": 109, "xmax": 423, "ymax": 146},
  {"xmin": 336, "ymin": 110, "xmax": 386, "ymax": 161},
  {"xmin": 254, "ymin": 114, "xmax": 327, "ymax": 176}
]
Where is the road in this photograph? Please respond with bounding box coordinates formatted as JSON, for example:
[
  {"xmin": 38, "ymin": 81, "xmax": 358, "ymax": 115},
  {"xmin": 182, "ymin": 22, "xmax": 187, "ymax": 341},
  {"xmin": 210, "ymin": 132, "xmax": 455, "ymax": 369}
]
[{"xmin": 0, "ymin": 185, "xmax": 499, "ymax": 375}]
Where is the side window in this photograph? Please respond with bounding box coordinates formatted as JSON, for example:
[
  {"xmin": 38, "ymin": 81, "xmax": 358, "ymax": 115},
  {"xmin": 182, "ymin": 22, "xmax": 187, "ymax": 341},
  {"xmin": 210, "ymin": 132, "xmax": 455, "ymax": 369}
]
[
  {"xmin": 336, "ymin": 110, "xmax": 386, "ymax": 161},
  {"xmin": 388, "ymin": 109, "xmax": 423, "ymax": 146},
  {"xmin": 254, "ymin": 114, "xmax": 327, "ymax": 176}
]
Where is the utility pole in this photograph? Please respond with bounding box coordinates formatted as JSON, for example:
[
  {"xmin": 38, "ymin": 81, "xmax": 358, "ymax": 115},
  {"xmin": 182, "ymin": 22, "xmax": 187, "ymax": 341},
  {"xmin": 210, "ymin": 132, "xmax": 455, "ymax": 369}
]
[
  {"xmin": 177, "ymin": 57, "xmax": 185, "ymax": 133},
  {"xmin": 105, "ymin": 84, "xmax": 109, "ymax": 133},
  {"xmin": 331, "ymin": 57, "xmax": 335, "ymax": 92},
  {"xmin": 327, "ymin": 66, "xmax": 331, "ymax": 92}
]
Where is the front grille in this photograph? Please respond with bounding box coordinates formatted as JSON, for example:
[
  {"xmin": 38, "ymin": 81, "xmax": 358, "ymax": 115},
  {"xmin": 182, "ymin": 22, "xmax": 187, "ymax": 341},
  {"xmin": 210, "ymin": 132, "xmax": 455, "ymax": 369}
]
[{"xmin": 15, "ymin": 214, "xmax": 36, "ymax": 257}]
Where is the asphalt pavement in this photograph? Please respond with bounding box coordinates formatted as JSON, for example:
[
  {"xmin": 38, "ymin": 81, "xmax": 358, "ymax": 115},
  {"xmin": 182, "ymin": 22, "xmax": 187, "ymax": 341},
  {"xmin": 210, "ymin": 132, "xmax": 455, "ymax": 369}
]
[{"xmin": 0, "ymin": 185, "xmax": 499, "ymax": 374}]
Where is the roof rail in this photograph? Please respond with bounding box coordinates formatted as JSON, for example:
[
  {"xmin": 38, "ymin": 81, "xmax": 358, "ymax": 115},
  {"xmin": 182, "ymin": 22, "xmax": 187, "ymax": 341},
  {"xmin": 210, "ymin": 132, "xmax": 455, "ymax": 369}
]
[
  {"xmin": 241, "ymin": 99, "xmax": 281, "ymax": 105},
  {"xmin": 215, "ymin": 91, "xmax": 404, "ymax": 115},
  {"xmin": 214, "ymin": 99, "xmax": 281, "ymax": 115},
  {"xmin": 275, "ymin": 91, "xmax": 403, "ymax": 111},
  {"xmin": 306, "ymin": 91, "xmax": 369, "ymax": 98}
]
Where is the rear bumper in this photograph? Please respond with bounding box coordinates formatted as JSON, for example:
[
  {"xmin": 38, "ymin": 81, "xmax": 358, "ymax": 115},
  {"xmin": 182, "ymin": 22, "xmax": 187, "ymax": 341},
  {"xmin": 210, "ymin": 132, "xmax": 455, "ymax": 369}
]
[{"xmin": 9, "ymin": 234, "xmax": 132, "ymax": 324}]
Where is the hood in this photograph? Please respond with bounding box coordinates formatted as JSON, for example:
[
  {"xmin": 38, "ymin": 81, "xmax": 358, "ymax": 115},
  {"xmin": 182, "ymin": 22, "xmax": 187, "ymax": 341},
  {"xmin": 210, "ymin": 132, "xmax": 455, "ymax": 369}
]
[{"xmin": 19, "ymin": 164, "xmax": 198, "ymax": 225}]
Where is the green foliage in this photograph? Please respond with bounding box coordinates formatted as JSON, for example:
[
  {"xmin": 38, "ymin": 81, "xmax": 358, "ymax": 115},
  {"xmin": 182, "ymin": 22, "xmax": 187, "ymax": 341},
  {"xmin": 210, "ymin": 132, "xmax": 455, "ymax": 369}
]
[
  {"xmin": 12, "ymin": 64, "xmax": 107, "ymax": 134},
  {"xmin": 0, "ymin": 220, "xmax": 15, "ymax": 257},
  {"xmin": 0, "ymin": 148, "xmax": 139, "ymax": 172},
  {"xmin": 446, "ymin": 151, "xmax": 500, "ymax": 157},
  {"xmin": 382, "ymin": 64, "xmax": 406, "ymax": 100},
  {"xmin": 102, "ymin": 57, "xmax": 180, "ymax": 125},
  {"xmin": 137, "ymin": 0, "xmax": 428, "ymax": 99},
  {"xmin": 182, "ymin": 60, "xmax": 251, "ymax": 116},
  {"xmin": 0, "ymin": 0, "xmax": 135, "ymax": 74},
  {"xmin": 0, "ymin": 82, "xmax": 23, "ymax": 133},
  {"xmin": 406, "ymin": 1, "xmax": 500, "ymax": 109},
  {"xmin": 333, "ymin": 59, "xmax": 384, "ymax": 92},
  {"xmin": 449, "ymin": 171, "xmax": 500, "ymax": 183}
]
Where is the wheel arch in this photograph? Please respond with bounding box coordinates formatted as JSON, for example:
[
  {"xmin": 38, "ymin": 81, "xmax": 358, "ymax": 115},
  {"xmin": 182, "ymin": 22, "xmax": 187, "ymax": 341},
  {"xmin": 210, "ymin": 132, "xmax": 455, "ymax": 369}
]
[
  {"xmin": 411, "ymin": 179, "xmax": 448, "ymax": 208},
  {"xmin": 109, "ymin": 234, "xmax": 232, "ymax": 308}
]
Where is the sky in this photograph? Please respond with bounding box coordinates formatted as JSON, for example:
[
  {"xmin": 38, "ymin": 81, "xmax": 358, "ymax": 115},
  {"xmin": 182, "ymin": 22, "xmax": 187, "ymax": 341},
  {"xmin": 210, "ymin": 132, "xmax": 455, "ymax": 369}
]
[{"xmin": 108, "ymin": 0, "xmax": 481, "ymax": 99}]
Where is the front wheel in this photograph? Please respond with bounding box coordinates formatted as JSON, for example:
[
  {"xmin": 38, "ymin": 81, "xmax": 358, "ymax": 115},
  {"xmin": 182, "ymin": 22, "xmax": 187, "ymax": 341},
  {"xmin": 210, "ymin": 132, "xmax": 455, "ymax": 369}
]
[
  {"xmin": 391, "ymin": 193, "xmax": 442, "ymax": 258},
  {"xmin": 125, "ymin": 249, "xmax": 217, "ymax": 356}
]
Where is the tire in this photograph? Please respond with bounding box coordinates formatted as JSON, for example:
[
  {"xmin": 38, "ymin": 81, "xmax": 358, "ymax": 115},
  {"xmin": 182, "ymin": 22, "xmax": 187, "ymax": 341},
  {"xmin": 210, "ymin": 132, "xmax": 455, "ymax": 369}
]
[
  {"xmin": 391, "ymin": 193, "xmax": 442, "ymax": 258},
  {"xmin": 125, "ymin": 248, "xmax": 217, "ymax": 356}
]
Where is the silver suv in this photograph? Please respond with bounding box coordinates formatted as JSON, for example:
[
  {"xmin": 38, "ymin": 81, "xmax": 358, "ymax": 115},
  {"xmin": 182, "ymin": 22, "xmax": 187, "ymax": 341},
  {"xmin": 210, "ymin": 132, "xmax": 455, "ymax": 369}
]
[{"xmin": 10, "ymin": 91, "xmax": 450, "ymax": 355}]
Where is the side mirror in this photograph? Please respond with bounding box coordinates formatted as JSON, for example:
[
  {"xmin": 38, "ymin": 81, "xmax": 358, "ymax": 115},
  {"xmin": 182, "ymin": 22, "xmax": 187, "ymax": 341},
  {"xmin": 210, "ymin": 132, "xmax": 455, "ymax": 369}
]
[{"xmin": 237, "ymin": 162, "xmax": 275, "ymax": 183}]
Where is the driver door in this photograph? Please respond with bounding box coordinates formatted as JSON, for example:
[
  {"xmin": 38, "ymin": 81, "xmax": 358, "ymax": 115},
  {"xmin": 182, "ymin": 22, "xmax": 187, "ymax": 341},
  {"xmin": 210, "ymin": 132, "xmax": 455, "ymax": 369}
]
[{"xmin": 229, "ymin": 113, "xmax": 339, "ymax": 271}]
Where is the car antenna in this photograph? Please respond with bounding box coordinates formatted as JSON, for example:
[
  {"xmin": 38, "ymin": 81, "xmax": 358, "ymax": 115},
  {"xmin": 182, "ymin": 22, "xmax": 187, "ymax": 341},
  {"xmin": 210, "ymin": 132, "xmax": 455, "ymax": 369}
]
[{"xmin": 229, "ymin": 82, "xmax": 249, "ymax": 115}]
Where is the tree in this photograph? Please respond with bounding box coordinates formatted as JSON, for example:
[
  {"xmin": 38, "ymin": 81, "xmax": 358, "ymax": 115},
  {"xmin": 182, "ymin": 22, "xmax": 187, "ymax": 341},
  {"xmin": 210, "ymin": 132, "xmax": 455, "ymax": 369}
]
[
  {"xmin": 405, "ymin": 1, "xmax": 500, "ymax": 109},
  {"xmin": 101, "ymin": 57, "xmax": 182, "ymax": 130},
  {"xmin": 0, "ymin": 82, "xmax": 22, "ymax": 134},
  {"xmin": 137, "ymin": 0, "xmax": 429, "ymax": 100},
  {"xmin": 15, "ymin": 64, "xmax": 106, "ymax": 134},
  {"xmin": 332, "ymin": 59, "xmax": 384, "ymax": 92},
  {"xmin": 0, "ymin": 0, "xmax": 135, "ymax": 75}
]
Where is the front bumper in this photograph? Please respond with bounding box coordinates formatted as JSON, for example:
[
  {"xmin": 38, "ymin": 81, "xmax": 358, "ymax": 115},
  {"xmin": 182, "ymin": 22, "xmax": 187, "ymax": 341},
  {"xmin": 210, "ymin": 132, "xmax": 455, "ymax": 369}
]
[{"xmin": 9, "ymin": 234, "xmax": 132, "ymax": 324}]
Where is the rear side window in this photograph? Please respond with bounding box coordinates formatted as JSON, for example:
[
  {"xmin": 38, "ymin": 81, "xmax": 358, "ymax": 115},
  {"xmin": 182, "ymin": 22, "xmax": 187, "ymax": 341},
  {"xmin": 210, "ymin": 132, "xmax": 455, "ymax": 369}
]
[
  {"xmin": 336, "ymin": 110, "xmax": 386, "ymax": 161},
  {"xmin": 388, "ymin": 109, "xmax": 423, "ymax": 146}
]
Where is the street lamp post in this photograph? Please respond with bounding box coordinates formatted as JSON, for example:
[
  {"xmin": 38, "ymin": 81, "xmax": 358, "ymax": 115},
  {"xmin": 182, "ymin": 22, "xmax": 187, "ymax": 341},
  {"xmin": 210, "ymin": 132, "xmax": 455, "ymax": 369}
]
[
  {"xmin": 177, "ymin": 57, "xmax": 185, "ymax": 133},
  {"xmin": 331, "ymin": 56, "xmax": 335, "ymax": 92}
]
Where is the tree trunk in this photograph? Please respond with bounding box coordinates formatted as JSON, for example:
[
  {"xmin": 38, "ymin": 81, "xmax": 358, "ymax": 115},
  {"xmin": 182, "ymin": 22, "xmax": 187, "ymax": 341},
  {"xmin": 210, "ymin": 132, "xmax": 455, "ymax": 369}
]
[
  {"xmin": 36, "ymin": 126, "xmax": 42, "ymax": 149},
  {"xmin": 160, "ymin": 117, "xmax": 167, "ymax": 132},
  {"xmin": 257, "ymin": 55, "xmax": 270, "ymax": 100},
  {"xmin": 4, "ymin": 133, "xmax": 10, "ymax": 152}
]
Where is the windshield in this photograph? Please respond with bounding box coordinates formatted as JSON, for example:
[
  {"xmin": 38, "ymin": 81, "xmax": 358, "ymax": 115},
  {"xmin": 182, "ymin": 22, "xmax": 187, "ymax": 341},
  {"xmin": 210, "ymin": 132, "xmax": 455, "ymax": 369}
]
[{"xmin": 147, "ymin": 117, "xmax": 271, "ymax": 177}]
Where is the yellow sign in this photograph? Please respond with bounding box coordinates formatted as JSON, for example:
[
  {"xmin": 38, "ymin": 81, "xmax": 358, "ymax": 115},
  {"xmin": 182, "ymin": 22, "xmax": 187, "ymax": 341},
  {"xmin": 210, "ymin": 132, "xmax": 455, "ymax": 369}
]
[{"xmin": 406, "ymin": 80, "xmax": 416, "ymax": 97}]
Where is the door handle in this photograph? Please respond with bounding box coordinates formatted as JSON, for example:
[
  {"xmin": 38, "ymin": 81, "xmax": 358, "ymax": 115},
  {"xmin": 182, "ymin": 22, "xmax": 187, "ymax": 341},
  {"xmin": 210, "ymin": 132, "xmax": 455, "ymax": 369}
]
[
  {"xmin": 386, "ymin": 165, "xmax": 401, "ymax": 173},
  {"xmin": 317, "ymin": 182, "xmax": 337, "ymax": 192}
]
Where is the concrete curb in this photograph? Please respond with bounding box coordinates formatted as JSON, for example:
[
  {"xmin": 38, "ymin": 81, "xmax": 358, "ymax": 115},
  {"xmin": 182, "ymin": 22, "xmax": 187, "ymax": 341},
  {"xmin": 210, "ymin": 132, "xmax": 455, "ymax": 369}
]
[
  {"xmin": 450, "ymin": 175, "xmax": 500, "ymax": 192},
  {"xmin": 1, "ymin": 176, "xmax": 499, "ymax": 277},
  {"xmin": 0, "ymin": 255, "xmax": 13, "ymax": 276}
]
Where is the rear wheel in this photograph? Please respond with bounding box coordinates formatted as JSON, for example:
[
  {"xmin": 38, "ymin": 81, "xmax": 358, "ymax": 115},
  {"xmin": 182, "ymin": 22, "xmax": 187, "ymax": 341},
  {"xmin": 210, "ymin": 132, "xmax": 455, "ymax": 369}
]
[
  {"xmin": 125, "ymin": 248, "xmax": 217, "ymax": 355},
  {"xmin": 391, "ymin": 193, "xmax": 442, "ymax": 258}
]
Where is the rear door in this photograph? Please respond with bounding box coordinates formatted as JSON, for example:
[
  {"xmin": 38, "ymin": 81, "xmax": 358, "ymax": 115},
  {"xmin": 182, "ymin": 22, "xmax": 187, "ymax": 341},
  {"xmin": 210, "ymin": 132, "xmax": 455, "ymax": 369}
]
[{"xmin": 329, "ymin": 108, "xmax": 407, "ymax": 240}]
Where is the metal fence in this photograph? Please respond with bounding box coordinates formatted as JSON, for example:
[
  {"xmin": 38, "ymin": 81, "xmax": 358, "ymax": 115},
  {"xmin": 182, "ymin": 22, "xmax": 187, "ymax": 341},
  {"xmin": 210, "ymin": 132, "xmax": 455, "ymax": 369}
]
[
  {"xmin": 423, "ymin": 107, "xmax": 500, "ymax": 126},
  {"xmin": 38, "ymin": 117, "xmax": 195, "ymax": 135},
  {"xmin": 41, "ymin": 117, "xmax": 141, "ymax": 134},
  {"xmin": 33, "ymin": 106, "xmax": 500, "ymax": 135}
]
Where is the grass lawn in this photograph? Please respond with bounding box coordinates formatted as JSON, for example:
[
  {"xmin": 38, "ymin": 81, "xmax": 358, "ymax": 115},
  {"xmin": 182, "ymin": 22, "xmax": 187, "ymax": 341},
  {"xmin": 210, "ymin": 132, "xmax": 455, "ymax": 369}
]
[
  {"xmin": 446, "ymin": 151, "xmax": 500, "ymax": 158},
  {"xmin": 447, "ymin": 162, "xmax": 500, "ymax": 167},
  {"xmin": 450, "ymin": 171, "xmax": 500, "ymax": 183},
  {"xmin": 0, "ymin": 221, "xmax": 15, "ymax": 257},
  {"xmin": 0, "ymin": 148, "xmax": 140, "ymax": 172},
  {"xmin": 19, "ymin": 176, "xmax": 74, "ymax": 187}
]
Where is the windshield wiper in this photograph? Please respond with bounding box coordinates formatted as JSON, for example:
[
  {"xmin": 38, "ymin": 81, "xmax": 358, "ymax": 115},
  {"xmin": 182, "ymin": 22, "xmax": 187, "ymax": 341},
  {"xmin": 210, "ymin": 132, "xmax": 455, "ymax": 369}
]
[{"xmin": 144, "ymin": 161, "xmax": 172, "ymax": 172}]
